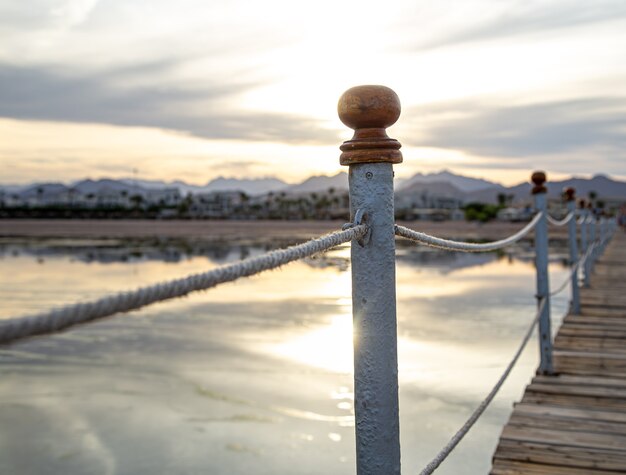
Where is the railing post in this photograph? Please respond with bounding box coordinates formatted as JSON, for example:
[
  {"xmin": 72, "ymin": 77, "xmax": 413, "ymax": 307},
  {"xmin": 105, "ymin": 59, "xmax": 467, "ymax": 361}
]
[
  {"xmin": 531, "ymin": 171, "xmax": 554, "ymax": 375},
  {"xmin": 600, "ymin": 214, "xmax": 606, "ymax": 252},
  {"xmin": 579, "ymin": 200, "xmax": 591, "ymax": 288},
  {"xmin": 589, "ymin": 204, "xmax": 597, "ymax": 273},
  {"xmin": 564, "ymin": 188, "xmax": 580, "ymax": 314},
  {"xmin": 338, "ymin": 85, "xmax": 402, "ymax": 475}
]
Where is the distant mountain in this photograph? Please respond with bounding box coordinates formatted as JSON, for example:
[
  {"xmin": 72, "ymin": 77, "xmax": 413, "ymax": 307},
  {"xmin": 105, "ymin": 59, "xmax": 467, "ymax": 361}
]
[
  {"xmin": 396, "ymin": 181, "xmax": 466, "ymax": 200},
  {"xmin": 285, "ymin": 172, "xmax": 348, "ymax": 194},
  {"xmin": 0, "ymin": 184, "xmax": 27, "ymax": 193},
  {"xmin": 395, "ymin": 180, "xmax": 474, "ymax": 210},
  {"xmin": 3, "ymin": 172, "xmax": 625, "ymax": 204},
  {"xmin": 17, "ymin": 183, "xmax": 72, "ymax": 199},
  {"xmin": 548, "ymin": 175, "xmax": 626, "ymax": 200},
  {"xmin": 397, "ymin": 170, "xmax": 503, "ymax": 193},
  {"xmin": 469, "ymin": 174, "xmax": 626, "ymax": 204},
  {"xmin": 204, "ymin": 177, "xmax": 287, "ymax": 195},
  {"xmin": 117, "ymin": 177, "xmax": 288, "ymax": 196},
  {"xmin": 74, "ymin": 179, "xmax": 136, "ymax": 194}
]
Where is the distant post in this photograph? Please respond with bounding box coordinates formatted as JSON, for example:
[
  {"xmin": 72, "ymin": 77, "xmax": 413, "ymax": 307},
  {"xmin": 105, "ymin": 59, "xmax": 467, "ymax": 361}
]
[
  {"xmin": 338, "ymin": 85, "xmax": 402, "ymax": 475},
  {"xmin": 532, "ymin": 172, "xmax": 554, "ymax": 375},
  {"xmin": 600, "ymin": 214, "xmax": 606, "ymax": 250},
  {"xmin": 588, "ymin": 203, "xmax": 597, "ymax": 273},
  {"xmin": 564, "ymin": 188, "xmax": 580, "ymax": 314},
  {"xmin": 579, "ymin": 199, "xmax": 591, "ymax": 288}
]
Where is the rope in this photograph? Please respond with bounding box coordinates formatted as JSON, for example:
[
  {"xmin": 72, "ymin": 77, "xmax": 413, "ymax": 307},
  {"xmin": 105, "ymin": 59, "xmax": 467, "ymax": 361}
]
[
  {"xmin": 0, "ymin": 225, "xmax": 367, "ymax": 345},
  {"xmin": 547, "ymin": 212, "xmax": 573, "ymax": 227},
  {"xmin": 418, "ymin": 298, "xmax": 546, "ymax": 475},
  {"xmin": 395, "ymin": 212, "xmax": 542, "ymax": 253}
]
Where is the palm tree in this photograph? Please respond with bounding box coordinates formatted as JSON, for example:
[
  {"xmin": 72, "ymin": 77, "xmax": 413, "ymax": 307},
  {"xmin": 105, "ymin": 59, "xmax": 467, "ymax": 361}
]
[{"xmin": 588, "ymin": 190, "xmax": 597, "ymax": 205}]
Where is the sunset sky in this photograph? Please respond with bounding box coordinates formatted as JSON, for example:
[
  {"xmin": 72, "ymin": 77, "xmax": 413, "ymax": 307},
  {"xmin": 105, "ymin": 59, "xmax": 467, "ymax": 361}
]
[{"xmin": 1, "ymin": 0, "xmax": 625, "ymax": 186}]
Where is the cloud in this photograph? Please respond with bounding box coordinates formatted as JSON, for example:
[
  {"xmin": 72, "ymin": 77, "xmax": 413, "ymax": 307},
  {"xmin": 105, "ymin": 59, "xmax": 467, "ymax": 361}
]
[
  {"xmin": 0, "ymin": 0, "xmax": 100, "ymax": 29},
  {"xmin": 404, "ymin": 97, "xmax": 626, "ymax": 158},
  {"xmin": 411, "ymin": 0, "xmax": 626, "ymax": 50},
  {"xmin": 0, "ymin": 62, "xmax": 338, "ymax": 144}
]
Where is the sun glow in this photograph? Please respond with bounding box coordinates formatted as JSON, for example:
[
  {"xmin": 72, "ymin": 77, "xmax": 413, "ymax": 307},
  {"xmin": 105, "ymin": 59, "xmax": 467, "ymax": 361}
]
[{"xmin": 265, "ymin": 313, "xmax": 354, "ymax": 373}]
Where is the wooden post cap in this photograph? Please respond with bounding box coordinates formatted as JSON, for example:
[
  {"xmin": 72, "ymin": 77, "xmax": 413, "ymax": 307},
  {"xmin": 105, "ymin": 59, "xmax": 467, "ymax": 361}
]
[
  {"xmin": 579, "ymin": 199, "xmax": 587, "ymax": 208},
  {"xmin": 563, "ymin": 187, "xmax": 576, "ymax": 201},
  {"xmin": 531, "ymin": 171, "xmax": 547, "ymax": 194},
  {"xmin": 338, "ymin": 85, "xmax": 402, "ymax": 166}
]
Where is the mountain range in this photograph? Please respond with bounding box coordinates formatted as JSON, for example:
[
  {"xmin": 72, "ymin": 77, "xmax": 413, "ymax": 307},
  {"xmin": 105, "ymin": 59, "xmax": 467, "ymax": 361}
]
[{"xmin": 3, "ymin": 171, "xmax": 625, "ymax": 204}]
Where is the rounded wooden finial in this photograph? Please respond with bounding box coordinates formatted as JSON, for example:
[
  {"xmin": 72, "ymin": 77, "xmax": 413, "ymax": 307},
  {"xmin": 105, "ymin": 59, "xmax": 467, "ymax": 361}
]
[
  {"xmin": 563, "ymin": 187, "xmax": 575, "ymax": 201},
  {"xmin": 578, "ymin": 198, "xmax": 586, "ymax": 209},
  {"xmin": 338, "ymin": 85, "xmax": 402, "ymax": 166},
  {"xmin": 531, "ymin": 171, "xmax": 547, "ymax": 194}
]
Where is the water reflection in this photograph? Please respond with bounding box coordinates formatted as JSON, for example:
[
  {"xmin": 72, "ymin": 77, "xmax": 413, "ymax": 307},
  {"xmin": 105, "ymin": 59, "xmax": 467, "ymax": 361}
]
[{"xmin": 0, "ymin": 237, "xmax": 571, "ymax": 475}]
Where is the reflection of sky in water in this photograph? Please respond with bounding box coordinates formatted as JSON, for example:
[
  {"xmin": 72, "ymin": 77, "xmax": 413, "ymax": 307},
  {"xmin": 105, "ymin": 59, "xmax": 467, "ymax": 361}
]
[{"xmin": 0, "ymin": 238, "xmax": 571, "ymax": 474}]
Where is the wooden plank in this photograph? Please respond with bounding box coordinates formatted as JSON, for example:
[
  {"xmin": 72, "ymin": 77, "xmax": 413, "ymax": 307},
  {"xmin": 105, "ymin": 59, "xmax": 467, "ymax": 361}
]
[
  {"xmin": 558, "ymin": 325, "xmax": 626, "ymax": 339},
  {"xmin": 554, "ymin": 350, "xmax": 626, "ymax": 378},
  {"xmin": 513, "ymin": 402, "xmax": 626, "ymax": 424},
  {"xmin": 554, "ymin": 336, "xmax": 626, "ymax": 354},
  {"xmin": 493, "ymin": 439, "xmax": 626, "ymax": 472},
  {"xmin": 507, "ymin": 413, "xmax": 626, "ymax": 436},
  {"xmin": 491, "ymin": 460, "xmax": 618, "ymax": 475},
  {"xmin": 499, "ymin": 424, "xmax": 626, "ymax": 452},
  {"xmin": 532, "ymin": 375, "xmax": 626, "ymax": 389}
]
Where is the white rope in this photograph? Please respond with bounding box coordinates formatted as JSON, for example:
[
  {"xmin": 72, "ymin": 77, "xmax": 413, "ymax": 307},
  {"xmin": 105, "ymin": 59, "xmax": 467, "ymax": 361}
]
[
  {"xmin": 0, "ymin": 225, "xmax": 367, "ymax": 345},
  {"xmin": 418, "ymin": 298, "xmax": 546, "ymax": 475},
  {"xmin": 547, "ymin": 212, "xmax": 573, "ymax": 227},
  {"xmin": 395, "ymin": 212, "xmax": 542, "ymax": 253}
]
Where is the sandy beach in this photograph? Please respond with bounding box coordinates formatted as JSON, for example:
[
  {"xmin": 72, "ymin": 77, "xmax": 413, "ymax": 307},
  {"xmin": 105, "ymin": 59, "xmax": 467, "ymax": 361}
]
[{"xmin": 0, "ymin": 219, "xmax": 569, "ymax": 241}]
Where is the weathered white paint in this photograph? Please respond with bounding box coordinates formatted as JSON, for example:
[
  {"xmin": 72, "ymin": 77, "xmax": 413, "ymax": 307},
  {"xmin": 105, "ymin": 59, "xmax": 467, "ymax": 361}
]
[
  {"xmin": 533, "ymin": 191, "xmax": 553, "ymax": 375},
  {"xmin": 349, "ymin": 162, "xmax": 401, "ymax": 475},
  {"xmin": 567, "ymin": 200, "xmax": 580, "ymax": 314},
  {"xmin": 589, "ymin": 217, "xmax": 597, "ymax": 273},
  {"xmin": 580, "ymin": 210, "xmax": 590, "ymax": 288}
]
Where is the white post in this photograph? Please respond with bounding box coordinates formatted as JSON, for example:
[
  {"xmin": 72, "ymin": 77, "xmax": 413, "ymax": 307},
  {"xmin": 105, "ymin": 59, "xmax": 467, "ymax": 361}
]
[
  {"xmin": 600, "ymin": 217, "xmax": 606, "ymax": 250},
  {"xmin": 589, "ymin": 210, "xmax": 597, "ymax": 273},
  {"xmin": 565, "ymin": 188, "xmax": 580, "ymax": 314},
  {"xmin": 338, "ymin": 85, "xmax": 402, "ymax": 475},
  {"xmin": 580, "ymin": 202, "xmax": 591, "ymax": 288},
  {"xmin": 531, "ymin": 172, "xmax": 553, "ymax": 375}
]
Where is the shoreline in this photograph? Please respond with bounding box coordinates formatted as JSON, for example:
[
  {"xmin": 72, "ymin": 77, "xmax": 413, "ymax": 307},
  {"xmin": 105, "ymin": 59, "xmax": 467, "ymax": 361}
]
[{"xmin": 0, "ymin": 219, "xmax": 568, "ymax": 241}]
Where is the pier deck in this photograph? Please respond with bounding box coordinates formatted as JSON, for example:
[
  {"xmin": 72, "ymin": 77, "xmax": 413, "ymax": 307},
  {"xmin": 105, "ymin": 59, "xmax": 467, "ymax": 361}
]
[{"xmin": 491, "ymin": 230, "xmax": 626, "ymax": 474}]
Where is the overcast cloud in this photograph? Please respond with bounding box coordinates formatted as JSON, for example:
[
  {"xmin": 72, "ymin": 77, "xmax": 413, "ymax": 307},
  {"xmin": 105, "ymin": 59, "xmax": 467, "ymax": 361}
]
[{"xmin": 1, "ymin": 0, "xmax": 625, "ymax": 183}]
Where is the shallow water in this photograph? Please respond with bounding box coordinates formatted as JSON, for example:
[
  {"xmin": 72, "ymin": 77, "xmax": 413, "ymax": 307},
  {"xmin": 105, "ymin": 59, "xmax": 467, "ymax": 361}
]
[{"xmin": 0, "ymin": 237, "xmax": 571, "ymax": 474}]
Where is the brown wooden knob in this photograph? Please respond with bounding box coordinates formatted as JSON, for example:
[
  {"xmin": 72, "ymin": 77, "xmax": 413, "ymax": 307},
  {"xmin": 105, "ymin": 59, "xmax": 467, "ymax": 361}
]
[
  {"xmin": 563, "ymin": 187, "xmax": 575, "ymax": 201},
  {"xmin": 578, "ymin": 199, "xmax": 587, "ymax": 209},
  {"xmin": 531, "ymin": 171, "xmax": 547, "ymax": 194},
  {"xmin": 338, "ymin": 85, "xmax": 402, "ymax": 166}
]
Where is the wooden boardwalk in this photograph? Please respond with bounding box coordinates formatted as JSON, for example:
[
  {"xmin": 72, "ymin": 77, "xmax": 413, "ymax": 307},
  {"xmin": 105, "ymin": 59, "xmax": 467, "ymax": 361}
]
[{"xmin": 491, "ymin": 229, "xmax": 626, "ymax": 474}]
